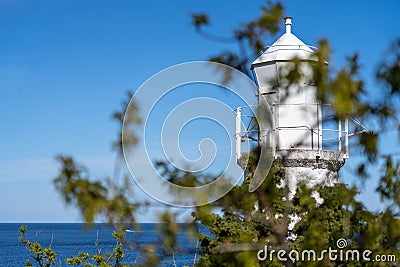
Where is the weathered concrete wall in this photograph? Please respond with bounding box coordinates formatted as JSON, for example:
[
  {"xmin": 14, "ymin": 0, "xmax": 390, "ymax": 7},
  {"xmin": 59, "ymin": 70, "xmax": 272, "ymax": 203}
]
[
  {"xmin": 276, "ymin": 149, "xmax": 345, "ymax": 199},
  {"xmin": 276, "ymin": 149, "xmax": 345, "ymax": 170}
]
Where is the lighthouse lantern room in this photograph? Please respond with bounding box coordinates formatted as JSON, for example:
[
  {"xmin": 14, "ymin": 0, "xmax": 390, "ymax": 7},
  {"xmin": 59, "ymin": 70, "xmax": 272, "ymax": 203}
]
[{"xmin": 251, "ymin": 17, "xmax": 321, "ymax": 152}]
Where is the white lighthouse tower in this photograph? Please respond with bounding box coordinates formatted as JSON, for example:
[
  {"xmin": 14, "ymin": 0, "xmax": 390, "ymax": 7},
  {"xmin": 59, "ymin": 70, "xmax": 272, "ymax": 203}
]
[
  {"xmin": 252, "ymin": 17, "xmax": 321, "ymax": 152},
  {"xmin": 238, "ymin": 17, "xmax": 362, "ymax": 197}
]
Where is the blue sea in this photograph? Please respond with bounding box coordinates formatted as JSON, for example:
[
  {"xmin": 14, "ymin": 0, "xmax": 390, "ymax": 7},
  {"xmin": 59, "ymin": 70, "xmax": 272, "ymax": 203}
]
[{"xmin": 0, "ymin": 223, "xmax": 207, "ymax": 266}]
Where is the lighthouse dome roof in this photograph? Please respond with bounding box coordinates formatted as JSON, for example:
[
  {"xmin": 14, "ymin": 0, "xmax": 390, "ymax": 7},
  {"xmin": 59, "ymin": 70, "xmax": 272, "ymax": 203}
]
[{"xmin": 251, "ymin": 17, "xmax": 316, "ymax": 67}]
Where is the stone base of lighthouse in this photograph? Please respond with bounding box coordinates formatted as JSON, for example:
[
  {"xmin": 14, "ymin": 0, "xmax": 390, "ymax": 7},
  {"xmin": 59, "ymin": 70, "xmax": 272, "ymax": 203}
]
[{"xmin": 276, "ymin": 149, "xmax": 345, "ymax": 199}]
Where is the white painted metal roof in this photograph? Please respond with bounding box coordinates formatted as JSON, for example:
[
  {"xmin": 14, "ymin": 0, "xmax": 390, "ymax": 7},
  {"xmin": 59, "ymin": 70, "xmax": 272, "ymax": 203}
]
[{"xmin": 251, "ymin": 17, "xmax": 316, "ymax": 67}]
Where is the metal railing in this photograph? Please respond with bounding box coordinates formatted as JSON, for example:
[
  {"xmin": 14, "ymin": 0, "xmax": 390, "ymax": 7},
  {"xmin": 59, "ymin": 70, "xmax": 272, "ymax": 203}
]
[{"xmin": 235, "ymin": 103, "xmax": 370, "ymax": 160}]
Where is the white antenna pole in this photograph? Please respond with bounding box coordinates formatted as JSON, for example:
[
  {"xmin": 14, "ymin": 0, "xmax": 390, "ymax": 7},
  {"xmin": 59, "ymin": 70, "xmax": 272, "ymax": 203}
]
[
  {"xmin": 338, "ymin": 118, "xmax": 342, "ymax": 152},
  {"xmin": 345, "ymin": 117, "xmax": 349, "ymax": 158},
  {"xmin": 235, "ymin": 107, "xmax": 242, "ymax": 161}
]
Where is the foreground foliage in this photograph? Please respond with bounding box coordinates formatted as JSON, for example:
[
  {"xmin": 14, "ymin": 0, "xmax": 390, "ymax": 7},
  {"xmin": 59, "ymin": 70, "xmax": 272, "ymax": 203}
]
[{"xmin": 19, "ymin": 225, "xmax": 130, "ymax": 267}]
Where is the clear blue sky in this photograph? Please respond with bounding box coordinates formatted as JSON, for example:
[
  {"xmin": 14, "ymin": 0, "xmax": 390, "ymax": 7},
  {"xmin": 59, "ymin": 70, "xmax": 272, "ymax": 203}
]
[{"xmin": 1, "ymin": 0, "xmax": 399, "ymax": 222}]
